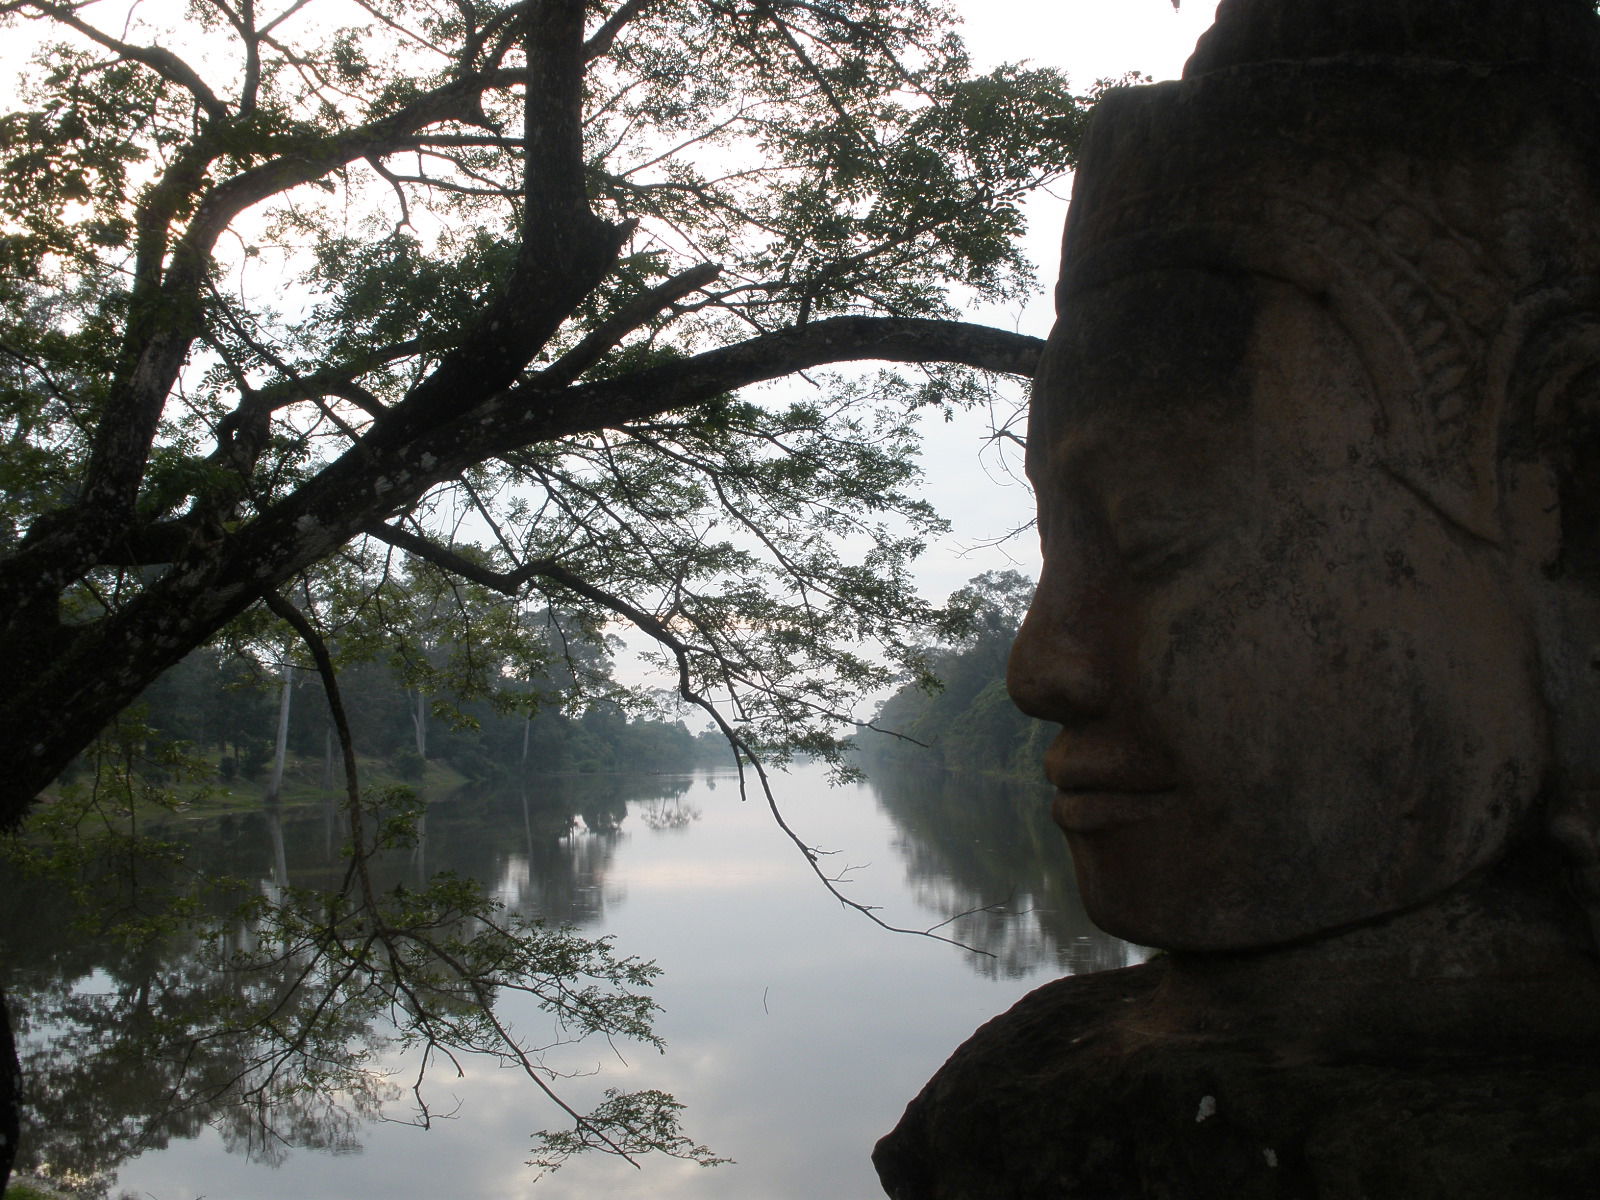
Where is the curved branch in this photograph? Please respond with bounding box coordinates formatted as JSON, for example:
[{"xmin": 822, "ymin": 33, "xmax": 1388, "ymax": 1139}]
[
  {"xmin": 536, "ymin": 261, "xmax": 722, "ymax": 389},
  {"xmin": 362, "ymin": 521, "xmax": 538, "ymax": 596},
  {"xmin": 481, "ymin": 317, "xmax": 1045, "ymax": 454},
  {"xmin": 18, "ymin": 1, "xmax": 229, "ymax": 120},
  {"xmin": 583, "ymin": 0, "xmax": 657, "ymax": 62},
  {"xmin": 179, "ymin": 70, "xmax": 522, "ymax": 261}
]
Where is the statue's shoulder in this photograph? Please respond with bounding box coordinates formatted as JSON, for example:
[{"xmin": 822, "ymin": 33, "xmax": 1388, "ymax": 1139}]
[{"xmin": 876, "ymin": 958, "xmax": 1600, "ymax": 1200}]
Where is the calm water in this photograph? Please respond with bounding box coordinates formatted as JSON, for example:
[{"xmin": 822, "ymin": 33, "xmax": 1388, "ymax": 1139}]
[{"xmin": 6, "ymin": 762, "xmax": 1136, "ymax": 1199}]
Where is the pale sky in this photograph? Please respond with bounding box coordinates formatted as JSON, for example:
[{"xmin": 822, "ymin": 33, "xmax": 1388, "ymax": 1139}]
[{"xmin": 909, "ymin": 0, "xmax": 1224, "ymax": 602}]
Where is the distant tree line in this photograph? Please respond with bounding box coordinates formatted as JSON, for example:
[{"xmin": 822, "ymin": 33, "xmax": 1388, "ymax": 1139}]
[
  {"xmin": 862, "ymin": 570, "xmax": 1049, "ymax": 778},
  {"xmin": 112, "ymin": 635, "xmax": 720, "ymax": 792}
]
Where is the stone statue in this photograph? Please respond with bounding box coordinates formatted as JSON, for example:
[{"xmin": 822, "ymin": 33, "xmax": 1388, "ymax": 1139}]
[{"xmin": 875, "ymin": 1, "xmax": 1600, "ymax": 1195}]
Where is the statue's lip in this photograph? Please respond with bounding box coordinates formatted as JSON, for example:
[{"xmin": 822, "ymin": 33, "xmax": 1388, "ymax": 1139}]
[{"xmin": 1051, "ymin": 784, "xmax": 1180, "ymax": 833}]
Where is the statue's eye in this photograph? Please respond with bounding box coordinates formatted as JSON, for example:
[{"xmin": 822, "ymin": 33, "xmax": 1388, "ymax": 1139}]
[{"xmin": 1107, "ymin": 492, "xmax": 1222, "ymax": 581}]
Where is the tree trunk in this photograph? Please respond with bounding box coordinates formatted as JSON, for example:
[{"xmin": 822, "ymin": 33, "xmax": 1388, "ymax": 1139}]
[
  {"xmin": 266, "ymin": 663, "xmax": 292, "ymax": 803},
  {"xmin": 411, "ymin": 689, "xmax": 428, "ymax": 760}
]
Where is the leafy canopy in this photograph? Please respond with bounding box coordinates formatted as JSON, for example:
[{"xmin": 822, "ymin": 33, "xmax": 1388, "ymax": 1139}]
[{"xmin": 0, "ymin": 0, "xmax": 1078, "ymax": 820}]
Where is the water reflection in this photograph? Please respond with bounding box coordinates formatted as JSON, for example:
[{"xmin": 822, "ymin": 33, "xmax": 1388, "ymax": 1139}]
[
  {"xmin": 2, "ymin": 869, "xmax": 389, "ymax": 1194},
  {"xmin": 2, "ymin": 765, "xmax": 1123, "ymax": 1196},
  {"xmin": 866, "ymin": 766, "xmax": 1139, "ymax": 979},
  {"xmin": 203, "ymin": 773, "xmax": 694, "ymax": 927},
  {"xmin": 0, "ymin": 772, "xmax": 700, "ymax": 1194}
]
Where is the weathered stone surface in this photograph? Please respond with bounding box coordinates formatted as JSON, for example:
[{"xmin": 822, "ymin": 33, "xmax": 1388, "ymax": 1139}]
[
  {"xmin": 874, "ymin": 959, "xmax": 1600, "ymax": 1200},
  {"xmin": 878, "ymin": 0, "xmax": 1600, "ymax": 1193}
]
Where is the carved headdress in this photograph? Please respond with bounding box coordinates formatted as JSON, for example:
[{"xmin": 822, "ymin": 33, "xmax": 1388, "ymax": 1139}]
[
  {"xmin": 1057, "ymin": 0, "xmax": 1600, "ymax": 939},
  {"xmin": 1065, "ymin": 0, "xmax": 1600, "ymax": 538}
]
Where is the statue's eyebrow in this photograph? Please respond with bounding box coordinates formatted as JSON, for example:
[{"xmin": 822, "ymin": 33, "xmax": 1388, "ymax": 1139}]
[{"xmin": 1048, "ymin": 421, "xmax": 1168, "ymax": 501}]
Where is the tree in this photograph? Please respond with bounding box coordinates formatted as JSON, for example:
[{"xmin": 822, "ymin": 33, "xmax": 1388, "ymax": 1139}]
[
  {"xmin": 866, "ymin": 569, "xmax": 1045, "ymax": 774},
  {"xmin": 0, "ymin": 0, "xmax": 1071, "ymax": 824},
  {"xmin": 0, "ymin": 0, "xmax": 1086, "ymax": 1185}
]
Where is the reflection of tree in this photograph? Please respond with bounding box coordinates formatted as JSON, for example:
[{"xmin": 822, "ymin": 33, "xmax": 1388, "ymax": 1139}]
[
  {"xmin": 430, "ymin": 773, "xmax": 696, "ymax": 924},
  {"xmin": 491, "ymin": 781, "xmax": 624, "ymax": 926},
  {"xmin": 0, "ymin": 771, "xmax": 708, "ymax": 1191},
  {"xmin": 638, "ymin": 793, "xmax": 702, "ymax": 833},
  {"xmin": 205, "ymin": 773, "xmax": 698, "ymax": 927},
  {"xmin": 193, "ymin": 773, "xmax": 700, "ymax": 931},
  {"xmin": 1, "ymin": 870, "xmax": 388, "ymax": 1196},
  {"xmin": 866, "ymin": 765, "xmax": 1140, "ymax": 980}
]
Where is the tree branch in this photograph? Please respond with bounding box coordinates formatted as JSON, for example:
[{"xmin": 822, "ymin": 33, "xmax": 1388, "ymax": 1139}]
[
  {"xmin": 583, "ymin": 0, "xmax": 656, "ymax": 62},
  {"xmin": 536, "ymin": 262, "xmax": 722, "ymax": 389},
  {"xmin": 17, "ymin": 1, "xmax": 229, "ymax": 121},
  {"xmin": 482, "ymin": 317, "xmax": 1044, "ymax": 454},
  {"xmin": 363, "ymin": 521, "xmax": 539, "ymax": 596}
]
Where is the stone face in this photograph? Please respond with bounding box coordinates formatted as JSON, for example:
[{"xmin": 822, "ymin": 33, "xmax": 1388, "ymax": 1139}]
[
  {"xmin": 998, "ymin": 0, "xmax": 1600, "ymax": 951},
  {"xmin": 1008, "ymin": 0, "xmax": 1600, "ymax": 964},
  {"xmin": 878, "ymin": 0, "xmax": 1600, "ymax": 1194},
  {"xmin": 1012, "ymin": 267, "xmax": 1554, "ymax": 950}
]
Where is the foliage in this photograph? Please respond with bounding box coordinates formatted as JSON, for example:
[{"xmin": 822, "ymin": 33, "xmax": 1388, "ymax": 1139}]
[
  {"xmin": 136, "ymin": 609, "xmax": 711, "ymax": 783},
  {"xmin": 865, "ymin": 569, "xmax": 1048, "ymax": 776},
  {"xmin": 529, "ymin": 1088, "xmax": 729, "ymax": 1175},
  {"xmin": 0, "ymin": 0, "xmax": 1077, "ymax": 818}
]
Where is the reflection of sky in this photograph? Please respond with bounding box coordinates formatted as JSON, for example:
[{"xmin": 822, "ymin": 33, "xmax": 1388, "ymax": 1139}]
[{"xmin": 108, "ymin": 763, "xmax": 1127, "ymax": 1200}]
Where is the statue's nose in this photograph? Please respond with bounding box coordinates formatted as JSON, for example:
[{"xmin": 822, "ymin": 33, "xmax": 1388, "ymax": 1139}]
[{"xmin": 1005, "ymin": 564, "xmax": 1121, "ymax": 728}]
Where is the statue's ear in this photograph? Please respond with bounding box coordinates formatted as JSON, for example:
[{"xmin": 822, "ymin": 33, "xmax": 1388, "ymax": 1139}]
[
  {"xmin": 1497, "ymin": 287, "xmax": 1600, "ymax": 582},
  {"xmin": 1500, "ymin": 286, "xmax": 1600, "ymax": 948}
]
